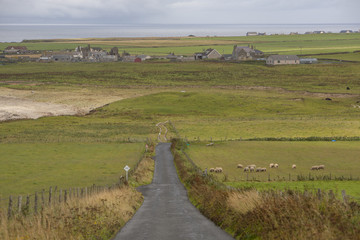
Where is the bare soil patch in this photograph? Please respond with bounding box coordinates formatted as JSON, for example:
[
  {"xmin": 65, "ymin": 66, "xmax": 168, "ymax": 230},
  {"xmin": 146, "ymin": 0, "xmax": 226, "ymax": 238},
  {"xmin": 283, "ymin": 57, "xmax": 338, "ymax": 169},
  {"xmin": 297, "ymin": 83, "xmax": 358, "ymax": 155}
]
[{"xmin": 0, "ymin": 87, "xmax": 159, "ymax": 122}]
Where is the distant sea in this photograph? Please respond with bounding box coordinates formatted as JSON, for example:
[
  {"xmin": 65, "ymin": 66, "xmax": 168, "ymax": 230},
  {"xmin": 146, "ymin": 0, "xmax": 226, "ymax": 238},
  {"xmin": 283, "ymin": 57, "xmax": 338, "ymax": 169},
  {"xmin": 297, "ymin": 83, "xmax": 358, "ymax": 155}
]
[{"xmin": 0, "ymin": 23, "xmax": 360, "ymax": 42}]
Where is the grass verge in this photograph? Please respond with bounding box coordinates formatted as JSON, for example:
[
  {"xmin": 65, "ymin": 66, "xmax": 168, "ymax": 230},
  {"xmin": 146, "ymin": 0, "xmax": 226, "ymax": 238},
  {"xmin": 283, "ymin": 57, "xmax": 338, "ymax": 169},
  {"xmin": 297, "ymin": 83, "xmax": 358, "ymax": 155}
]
[{"xmin": 171, "ymin": 138, "xmax": 360, "ymax": 240}]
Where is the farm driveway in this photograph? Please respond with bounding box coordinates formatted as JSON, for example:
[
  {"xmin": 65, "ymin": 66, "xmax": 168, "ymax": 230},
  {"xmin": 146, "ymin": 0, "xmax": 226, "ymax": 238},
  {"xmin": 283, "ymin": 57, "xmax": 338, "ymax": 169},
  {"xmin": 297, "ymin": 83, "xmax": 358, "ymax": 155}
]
[{"xmin": 113, "ymin": 143, "xmax": 234, "ymax": 240}]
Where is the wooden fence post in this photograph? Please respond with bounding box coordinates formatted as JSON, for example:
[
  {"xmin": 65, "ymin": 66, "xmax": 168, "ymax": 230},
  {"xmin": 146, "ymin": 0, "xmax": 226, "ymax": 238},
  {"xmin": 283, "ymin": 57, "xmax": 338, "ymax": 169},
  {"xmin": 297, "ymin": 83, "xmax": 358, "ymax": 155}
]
[
  {"xmin": 329, "ymin": 189, "xmax": 335, "ymax": 199},
  {"xmin": 342, "ymin": 190, "xmax": 348, "ymax": 205},
  {"xmin": 317, "ymin": 189, "xmax": 321, "ymax": 200},
  {"xmin": 64, "ymin": 190, "xmax": 67, "ymax": 203},
  {"xmin": 34, "ymin": 192, "xmax": 38, "ymax": 214},
  {"xmin": 17, "ymin": 195, "xmax": 22, "ymax": 214},
  {"xmin": 49, "ymin": 187, "xmax": 52, "ymax": 205},
  {"xmin": 54, "ymin": 186, "xmax": 57, "ymax": 203},
  {"xmin": 85, "ymin": 187, "xmax": 88, "ymax": 198},
  {"xmin": 69, "ymin": 188, "xmax": 72, "ymax": 200},
  {"xmin": 77, "ymin": 188, "xmax": 79, "ymax": 198},
  {"xmin": 59, "ymin": 189, "xmax": 62, "ymax": 203},
  {"xmin": 25, "ymin": 195, "xmax": 30, "ymax": 214},
  {"xmin": 41, "ymin": 189, "xmax": 45, "ymax": 208},
  {"xmin": 8, "ymin": 196, "xmax": 13, "ymax": 219}
]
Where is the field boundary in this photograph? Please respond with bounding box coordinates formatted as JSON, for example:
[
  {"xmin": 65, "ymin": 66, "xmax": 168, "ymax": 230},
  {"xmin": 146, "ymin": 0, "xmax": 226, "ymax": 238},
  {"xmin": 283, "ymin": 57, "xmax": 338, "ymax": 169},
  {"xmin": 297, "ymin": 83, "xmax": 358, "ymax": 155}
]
[{"xmin": 0, "ymin": 142, "xmax": 150, "ymax": 219}]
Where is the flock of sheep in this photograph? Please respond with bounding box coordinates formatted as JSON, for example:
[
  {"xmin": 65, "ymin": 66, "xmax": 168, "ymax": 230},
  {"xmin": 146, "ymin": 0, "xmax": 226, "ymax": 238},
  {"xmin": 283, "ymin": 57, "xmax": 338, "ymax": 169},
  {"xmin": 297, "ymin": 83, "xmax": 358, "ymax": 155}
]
[
  {"xmin": 208, "ymin": 163, "xmax": 325, "ymax": 174},
  {"xmin": 209, "ymin": 167, "xmax": 223, "ymax": 173}
]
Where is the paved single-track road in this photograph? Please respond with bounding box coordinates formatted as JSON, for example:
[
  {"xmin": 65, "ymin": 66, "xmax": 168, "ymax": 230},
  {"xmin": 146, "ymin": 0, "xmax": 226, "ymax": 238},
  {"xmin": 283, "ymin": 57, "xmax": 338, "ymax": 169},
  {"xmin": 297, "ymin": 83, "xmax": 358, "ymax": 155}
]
[{"xmin": 113, "ymin": 143, "xmax": 234, "ymax": 240}]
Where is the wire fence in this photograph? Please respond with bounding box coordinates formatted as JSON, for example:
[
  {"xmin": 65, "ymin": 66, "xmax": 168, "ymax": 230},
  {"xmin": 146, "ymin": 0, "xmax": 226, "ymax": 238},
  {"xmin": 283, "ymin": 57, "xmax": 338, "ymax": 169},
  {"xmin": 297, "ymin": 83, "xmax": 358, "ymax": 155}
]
[{"xmin": 1, "ymin": 142, "xmax": 149, "ymax": 220}]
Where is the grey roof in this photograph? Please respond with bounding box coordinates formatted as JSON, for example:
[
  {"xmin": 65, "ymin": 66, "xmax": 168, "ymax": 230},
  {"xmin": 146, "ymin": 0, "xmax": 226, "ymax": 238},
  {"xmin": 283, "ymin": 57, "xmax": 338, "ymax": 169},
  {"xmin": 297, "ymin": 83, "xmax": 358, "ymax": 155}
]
[
  {"xmin": 268, "ymin": 55, "xmax": 299, "ymax": 61},
  {"xmin": 234, "ymin": 46, "xmax": 254, "ymax": 54}
]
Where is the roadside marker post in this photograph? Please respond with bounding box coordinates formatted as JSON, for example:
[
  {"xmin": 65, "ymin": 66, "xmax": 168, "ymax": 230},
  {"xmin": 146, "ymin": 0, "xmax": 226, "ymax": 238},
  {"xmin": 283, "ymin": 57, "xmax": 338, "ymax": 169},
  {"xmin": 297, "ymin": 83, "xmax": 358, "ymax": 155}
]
[{"xmin": 124, "ymin": 165, "xmax": 130, "ymax": 182}]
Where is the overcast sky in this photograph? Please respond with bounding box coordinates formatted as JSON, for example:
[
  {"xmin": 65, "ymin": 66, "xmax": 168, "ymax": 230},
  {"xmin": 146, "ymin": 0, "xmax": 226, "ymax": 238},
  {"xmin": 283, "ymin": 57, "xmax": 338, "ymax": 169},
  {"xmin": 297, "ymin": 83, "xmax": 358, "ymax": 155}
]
[{"xmin": 0, "ymin": 0, "xmax": 359, "ymax": 24}]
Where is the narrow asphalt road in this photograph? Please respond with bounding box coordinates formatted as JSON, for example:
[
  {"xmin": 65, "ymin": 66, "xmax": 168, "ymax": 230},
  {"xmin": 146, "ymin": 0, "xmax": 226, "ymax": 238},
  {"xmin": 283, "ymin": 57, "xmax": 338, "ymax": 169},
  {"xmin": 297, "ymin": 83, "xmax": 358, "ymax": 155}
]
[{"xmin": 113, "ymin": 143, "xmax": 234, "ymax": 240}]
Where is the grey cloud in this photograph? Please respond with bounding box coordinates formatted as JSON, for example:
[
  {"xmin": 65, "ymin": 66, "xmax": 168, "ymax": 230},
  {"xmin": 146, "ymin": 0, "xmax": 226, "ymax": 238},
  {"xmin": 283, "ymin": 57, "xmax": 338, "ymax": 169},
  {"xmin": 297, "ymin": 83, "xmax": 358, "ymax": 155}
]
[{"xmin": 0, "ymin": 0, "xmax": 359, "ymax": 24}]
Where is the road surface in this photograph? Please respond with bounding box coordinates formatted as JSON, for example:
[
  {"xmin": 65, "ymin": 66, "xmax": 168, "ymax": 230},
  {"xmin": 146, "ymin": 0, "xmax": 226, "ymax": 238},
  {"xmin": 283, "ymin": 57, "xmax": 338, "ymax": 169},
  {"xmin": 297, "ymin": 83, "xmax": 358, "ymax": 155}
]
[{"xmin": 113, "ymin": 143, "xmax": 234, "ymax": 240}]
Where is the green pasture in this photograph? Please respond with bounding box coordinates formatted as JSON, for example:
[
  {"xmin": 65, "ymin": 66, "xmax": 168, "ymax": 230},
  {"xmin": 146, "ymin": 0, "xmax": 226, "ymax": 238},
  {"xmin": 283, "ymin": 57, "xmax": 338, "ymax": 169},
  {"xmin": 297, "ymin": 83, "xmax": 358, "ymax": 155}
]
[
  {"xmin": 226, "ymin": 181, "xmax": 360, "ymax": 200},
  {"xmin": 2, "ymin": 89, "xmax": 358, "ymax": 143},
  {"xmin": 310, "ymin": 52, "xmax": 360, "ymax": 62},
  {"xmin": 1, "ymin": 33, "xmax": 359, "ymax": 55},
  {"xmin": 101, "ymin": 90, "xmax": 360, "ymax": 139},
  {"xmin": 1, "ymin": 62, "xmax": 360, "ymax": 94},
  {"xmin": 0, "ymin": 114, "xmax": 157, "ymax": 143},
  {"xmin": 0, "ymin": 142, "xmax": 144, "ymax": 198},
  {"xmin": 187, "ymin": 141, "xmax": 360, "ymax": 180}
]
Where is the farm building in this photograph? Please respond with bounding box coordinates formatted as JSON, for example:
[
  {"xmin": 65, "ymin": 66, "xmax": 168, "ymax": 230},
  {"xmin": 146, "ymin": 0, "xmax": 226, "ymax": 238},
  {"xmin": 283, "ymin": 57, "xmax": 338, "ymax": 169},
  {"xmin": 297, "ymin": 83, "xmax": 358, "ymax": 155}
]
[
  {"xmin": 313, "ymin": 31, "xmax": 326, "ymax": 34},
  {"xmin": 194, "ymin": 48, "xmax": 222, "ymax": 60},
  {"xmin": 246, "ymin": 32, "xmax": 258, "ymax": 36},
  {"xmin": 4, "ymin": 46, "xmax": 28, "ymax": 54},
  {"xmin": 232, "ymin": 45, "xmax": 264, "ymax": 61},
  {"xmin": 52, "ymin": 54, "xmax": 73, "ymax": 62},
  {"xmin": 137, "ymin": 54, "xmax": 151, "ymax": 61},
  {"xmin": 266, "ymin": 55, "xmax": 300, "ymax": 65},
  {"xmin": 300, "ymin": 58, "xmax": 318, "ymax": 64},
  {"xmin": 340, "ymin": 30, "xmax": 353, "ymax": 33}
]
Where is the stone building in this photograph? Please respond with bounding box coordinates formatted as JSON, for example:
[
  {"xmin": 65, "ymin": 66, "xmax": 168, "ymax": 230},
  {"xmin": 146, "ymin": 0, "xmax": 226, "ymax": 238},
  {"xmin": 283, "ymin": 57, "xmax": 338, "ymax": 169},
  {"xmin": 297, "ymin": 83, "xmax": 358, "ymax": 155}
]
[{"xmin": 266, "ymin": 55, "xmax": 300, "ymax": 65}]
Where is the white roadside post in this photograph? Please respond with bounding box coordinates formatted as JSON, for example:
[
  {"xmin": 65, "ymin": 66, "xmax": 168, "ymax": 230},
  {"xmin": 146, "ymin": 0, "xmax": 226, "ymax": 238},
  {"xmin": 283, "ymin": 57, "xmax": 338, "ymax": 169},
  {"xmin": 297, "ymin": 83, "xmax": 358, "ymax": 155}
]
[{"xmin": 124, "ymin": 165, "xmax": 130, "ymax": 182}]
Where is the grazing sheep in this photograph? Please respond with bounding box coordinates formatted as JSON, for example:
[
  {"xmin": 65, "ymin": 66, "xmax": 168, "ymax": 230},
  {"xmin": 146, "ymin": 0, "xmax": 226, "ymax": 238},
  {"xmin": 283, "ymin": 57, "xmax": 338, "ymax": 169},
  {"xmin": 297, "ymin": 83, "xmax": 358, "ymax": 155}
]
[
  {"xmin": 215, "ymin": 167, "xmax": 223, "ymax": 173},
  {"xmin": 318, "ymin": 165, "xmax": 325, "ymax": 170},
  {"xmin": 274, "ymin": 164, "xmax": 279, "ymax": 168},
  {"xmin": 249, "ymin": 166, "xmax": 255, "ymax": 172},
  {"xmin": 256, "ymin": 167, "xmax": 267, "ymax": 172},
  {"xmin": 269, "ymin": 163, "xmax": 275, "ymax": 168},
  {"xmin": 237, "ymin": 164, "xmax": 243, "ymax": 169},
  {"xmin": 292, "ymin": 164, "xmax": 296, "ymax": 169},
  {"xmin": 311, "ymin": 166, "xmax": 319, "ymax": 170},
  {"xmin": 248, "ymin": 164, "xmax": 256, "ymax": 168},
  {"xmin": 244, "ymin": 167, "xmax": 250, "ymax": 172},
  {"xmin": 209, "ymin": 168, "xmax": 215, "ymax": 172}
]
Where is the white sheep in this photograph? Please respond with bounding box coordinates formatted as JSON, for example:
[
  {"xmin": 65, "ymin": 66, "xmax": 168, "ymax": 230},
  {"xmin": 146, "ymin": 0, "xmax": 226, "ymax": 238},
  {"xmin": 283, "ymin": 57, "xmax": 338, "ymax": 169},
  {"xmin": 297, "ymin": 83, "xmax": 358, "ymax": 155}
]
[
  {"xmin": 261, "ymin": 168, "xmax": 267, "ymax": 172},
  {"xmin": 269, "ymin": 163, "xmax": 275, "ymax": 168},
  {"xmin": 215, "ymin": 167, "xmax": 223, "ymax": 173},
  {"xmin": 237, "ymin": 164, "xmax": 243, "ymax": 169},
  {"xmin": 248, "ymin": 164, "xmax": 256, "ymax": 168},
  {"xmin": 274, "ymin": 164, "xmax": 279, "ymax": 168},
  {"xmin": 292, "ymin": 164, "xmax": 296, "ymax": 169},
  {"xmin": 311, "ymin": 166, "xmax": 319, "ymax": 170},
  {"xmin": 249, "ymin": 166, "xmax": 255, "ymax": 172},
  {"xmin": 318, "ymin": 165, "xmax": 325, "ymax": 170},
  {"xmin": 209, "ymin": 168, "xmax": 215, "ymax": 172},
  {"xmin": 244, "ymin": 167, "xmax": 250, "ymax": 172}
]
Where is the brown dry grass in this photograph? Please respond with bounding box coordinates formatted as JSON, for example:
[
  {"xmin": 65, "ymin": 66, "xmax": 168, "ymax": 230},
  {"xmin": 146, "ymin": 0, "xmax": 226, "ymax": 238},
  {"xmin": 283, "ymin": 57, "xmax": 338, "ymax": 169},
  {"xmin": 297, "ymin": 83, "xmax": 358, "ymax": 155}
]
[
  {"xmin": 0, "ymin": 186, "xmax": 142, "ymax": 240},
  {"xmin": 129, "ymin": 157, "xmax": 155, "ymax": 187}
]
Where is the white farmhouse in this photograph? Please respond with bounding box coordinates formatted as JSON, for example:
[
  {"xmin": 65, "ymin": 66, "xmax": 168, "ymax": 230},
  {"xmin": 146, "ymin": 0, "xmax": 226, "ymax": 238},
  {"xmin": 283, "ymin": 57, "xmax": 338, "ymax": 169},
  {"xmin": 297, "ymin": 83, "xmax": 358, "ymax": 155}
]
[{"xmin": 266, "ymin": 55, "xmax": 300, "ymax": 65}]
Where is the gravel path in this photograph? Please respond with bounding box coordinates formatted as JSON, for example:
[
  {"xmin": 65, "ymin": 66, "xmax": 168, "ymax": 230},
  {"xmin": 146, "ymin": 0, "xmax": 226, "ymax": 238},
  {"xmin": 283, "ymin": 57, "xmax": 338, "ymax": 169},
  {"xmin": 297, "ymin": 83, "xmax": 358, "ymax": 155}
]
[{"xmin": 113, "ymin": 143, "xmax": 234, "ymax": 240}]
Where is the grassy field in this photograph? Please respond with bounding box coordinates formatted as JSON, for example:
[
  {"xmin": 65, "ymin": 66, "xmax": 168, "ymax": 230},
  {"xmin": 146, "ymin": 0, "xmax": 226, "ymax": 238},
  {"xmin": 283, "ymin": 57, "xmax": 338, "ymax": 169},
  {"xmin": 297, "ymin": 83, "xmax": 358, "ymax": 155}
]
[
  {"xmin": 1, "ymin": 49, "xmax": 360, "ymax": 203},
  {"xmin": 1, "ymin": 33, "xmax": 359, "ymax": 55},
  {"xmin": 1, "ymin": 62, "xmax": 360, "ymax": 94},
  {"xmin": 186, "ymin": 141, "xmax": 360, "ymax": 197},
  {"xmin": 308, "ymin": 52, "xmax": 360, "ymax": 62},
  {"xmin": 0, "ymin": 142, "xmax": 145, "ymax": 198}
]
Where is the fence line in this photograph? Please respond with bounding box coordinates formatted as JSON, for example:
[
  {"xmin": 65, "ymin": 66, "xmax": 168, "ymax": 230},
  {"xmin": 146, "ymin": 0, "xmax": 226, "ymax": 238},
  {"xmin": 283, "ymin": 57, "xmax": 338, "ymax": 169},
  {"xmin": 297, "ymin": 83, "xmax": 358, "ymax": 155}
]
[{"xmin": 3, "ymin": 142, "xmax": 150, "ymax": 219}]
